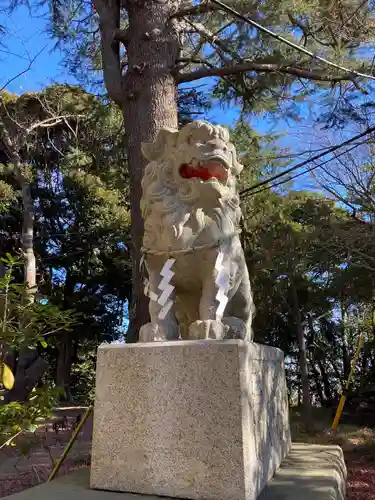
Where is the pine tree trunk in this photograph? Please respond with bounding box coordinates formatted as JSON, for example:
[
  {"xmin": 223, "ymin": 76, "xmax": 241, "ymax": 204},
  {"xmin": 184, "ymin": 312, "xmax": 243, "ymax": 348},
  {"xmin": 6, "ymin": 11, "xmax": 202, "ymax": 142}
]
[
  {"xmin": 3, "ymin": 348, "xmax": 48, "ymax": 403},
  {"xmin": 21, "ymin": 179, "xmax": 36, "ymax": 298},
  {"xmin": 122, "ymin": 1, "xmax": 180, "ymax": 342},
  {"xmin": 317, "ymin": 359, "xmax": 333, "ymax": 405},
  {"xmin": 311, "ymin": 362, "xmax": 325, "ymax": 407},
  {"xmin": 55, "ymin": 270, "xmax": 75, "ymax": 399},
  {"xmin": 290, "ymin": 276, "xmax": 312, "ymax": 429},
  {"xmin": 0, "ymin": 115, "xmax": 47, "ymax": 402},
  {"xmin": 56, "ymin": 331, "xmax": 73, "ymax": 401}
]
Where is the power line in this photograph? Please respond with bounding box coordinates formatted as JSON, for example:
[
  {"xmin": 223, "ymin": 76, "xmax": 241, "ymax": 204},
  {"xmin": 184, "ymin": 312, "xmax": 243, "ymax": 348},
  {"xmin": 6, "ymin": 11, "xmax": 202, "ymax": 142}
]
[
  {"xmin": 240, "ymin": 141, "xmax": 373, "ymax": 163},
  {"xmin": 210, "ymin": 0, "xmax": 375, "ymax": 83},
  {"xmin": 239, "ymin": 125, "xmax": 375, "ymax": 198},
  {"xmin": 245, "ymin": 141, "xmax": 365, "ymax": 197}
]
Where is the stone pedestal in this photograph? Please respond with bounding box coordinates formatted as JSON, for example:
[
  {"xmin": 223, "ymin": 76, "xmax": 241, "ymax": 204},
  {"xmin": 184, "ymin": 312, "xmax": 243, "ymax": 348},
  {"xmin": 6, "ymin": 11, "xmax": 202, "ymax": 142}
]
[{"xmin": 90, "ymin": 340, "xmax": 291, "ymax": 500}]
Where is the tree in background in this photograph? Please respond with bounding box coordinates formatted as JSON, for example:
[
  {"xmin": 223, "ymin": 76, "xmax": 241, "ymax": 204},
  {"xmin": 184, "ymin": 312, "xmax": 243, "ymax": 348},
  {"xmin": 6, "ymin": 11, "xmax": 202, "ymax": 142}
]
[
  {"xmin": 0, "ymin": 254, "xmax": 76, "ymax": 446},
  {"xmin": 14, "ymin": 0, "xmax": 374, "ymax": 340},
  {"xmin": 0, "ymin": 85, "xmax": 130, "ymax": 399},
  {"xmin": 0, "ymin": 86, "xmax": 87, "ymax": 400}
]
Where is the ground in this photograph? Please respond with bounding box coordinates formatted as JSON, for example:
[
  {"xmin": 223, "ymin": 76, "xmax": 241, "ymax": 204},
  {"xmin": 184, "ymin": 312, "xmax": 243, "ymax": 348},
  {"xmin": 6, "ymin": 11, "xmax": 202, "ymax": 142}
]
[
  {"xmin": 0, "ymin": 406, "xmax": 374, "ymax": 499},
  {"xmin": 0, "ymin": 406, "xmax": 93, "ymax": 498},
  {"xmin": 291, "ymin": 407, "xmax": 375, "ymax": 500}
]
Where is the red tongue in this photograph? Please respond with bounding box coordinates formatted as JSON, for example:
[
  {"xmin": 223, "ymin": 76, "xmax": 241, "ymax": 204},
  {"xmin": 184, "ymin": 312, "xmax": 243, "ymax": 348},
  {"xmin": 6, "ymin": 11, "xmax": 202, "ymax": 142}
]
[
  {"xmin": 179, "ymin": 164, "xmax": 196, "ymax": 179},
  {"xmin": 180, "ymin": 163, "xmax": 227, "ymax": 182}
]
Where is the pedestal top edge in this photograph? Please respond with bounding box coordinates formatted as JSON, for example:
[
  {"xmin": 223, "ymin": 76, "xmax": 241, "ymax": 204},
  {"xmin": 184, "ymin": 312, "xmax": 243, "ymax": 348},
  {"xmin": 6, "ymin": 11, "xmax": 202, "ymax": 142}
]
[{"xmin": 98, "ymin": 340, "xmax": 284, "ymax": 358}]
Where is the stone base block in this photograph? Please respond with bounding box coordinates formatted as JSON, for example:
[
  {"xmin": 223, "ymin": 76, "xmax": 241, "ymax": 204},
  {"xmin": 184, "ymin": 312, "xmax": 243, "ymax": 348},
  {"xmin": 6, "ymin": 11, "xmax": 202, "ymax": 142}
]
[{"xmin": 90, "ymin": 340, "xmax": 291, "ymax": 500}]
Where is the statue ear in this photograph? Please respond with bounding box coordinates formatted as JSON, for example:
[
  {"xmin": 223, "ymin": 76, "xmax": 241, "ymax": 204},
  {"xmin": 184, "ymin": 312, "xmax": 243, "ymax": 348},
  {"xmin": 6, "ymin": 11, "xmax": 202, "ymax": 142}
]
[
  {"xmin": 141, "ymin": 128, "xmax": 178, "ymax": 162},
  {"xmin": 231, "ymin": 148, "xmax": 243, "ymax": 175},
  {"xmin": 234, "ymin": 160, "xmax": 244, "ymax": 175}
]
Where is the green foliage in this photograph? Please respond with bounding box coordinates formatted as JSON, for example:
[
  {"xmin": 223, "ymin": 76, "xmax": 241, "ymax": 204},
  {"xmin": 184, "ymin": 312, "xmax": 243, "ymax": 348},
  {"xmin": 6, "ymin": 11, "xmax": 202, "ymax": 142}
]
[
  {"xmin": 0, "ymin": 180, "xmax": 16, "ymax": 213},
  {"xmin": 0, "ymin": 254, "xmax": 77, "ymax": 446},
  {"xmin": 0, "ymin": 84, "xmax": 131, "ymax": 400},
  {"xmin": 4, "ymin": 0, "xmax": 375, "ymax": 421},
  {"xmin": 0, "ymin": 254, "xmax": 78, "ymax": 352},
  {"xmin": 69, "ymin": 351, "xmax": 96, "ymax": 403},
  {"xmin": 0, "ymin": 386, "xmax": 60, "ymax": 447}
]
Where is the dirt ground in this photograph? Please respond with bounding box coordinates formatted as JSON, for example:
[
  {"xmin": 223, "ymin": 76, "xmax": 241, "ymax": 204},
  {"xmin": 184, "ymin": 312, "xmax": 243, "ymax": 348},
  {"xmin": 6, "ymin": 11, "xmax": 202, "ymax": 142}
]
[
  {"xmin": 0, "ymin": 406, "xmax": 93, "ymax": 498},
  {"xmin": 1, "ymin": 406, "xmax": 375, "ymax": 499}
]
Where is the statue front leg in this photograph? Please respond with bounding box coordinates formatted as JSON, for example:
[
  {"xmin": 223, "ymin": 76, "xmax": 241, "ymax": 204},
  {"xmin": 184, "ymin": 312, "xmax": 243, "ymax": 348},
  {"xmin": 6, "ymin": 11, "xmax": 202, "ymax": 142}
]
[
  {"xmin": 188, "ymin": 277, "xmax": 228, "ymax": 340},
  {"xmin": 139, "ymin": 268, "xmax": 179, "ymax": 342}
]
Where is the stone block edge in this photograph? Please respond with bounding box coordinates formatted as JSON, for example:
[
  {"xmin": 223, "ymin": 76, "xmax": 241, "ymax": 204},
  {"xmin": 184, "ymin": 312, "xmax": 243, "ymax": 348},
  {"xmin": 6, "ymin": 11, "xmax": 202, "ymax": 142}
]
[{"xmin": 97, "ymin": 340, "xmax": 285, "ymax": 360}]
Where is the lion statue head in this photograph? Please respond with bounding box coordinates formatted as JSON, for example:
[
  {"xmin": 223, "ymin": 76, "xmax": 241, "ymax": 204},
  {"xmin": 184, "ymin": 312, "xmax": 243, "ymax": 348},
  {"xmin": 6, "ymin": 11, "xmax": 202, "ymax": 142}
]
[{"xmin": 140, "ymin": 120, "xmax": 244, "ymax": 252}]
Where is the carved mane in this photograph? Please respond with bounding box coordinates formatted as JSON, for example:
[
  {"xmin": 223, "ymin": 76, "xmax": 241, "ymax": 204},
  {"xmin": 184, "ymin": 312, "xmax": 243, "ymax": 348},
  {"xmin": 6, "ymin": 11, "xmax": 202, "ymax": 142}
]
[{"xmin": 140, "ymin": 121, "xmax": 243, "ymax": 252}]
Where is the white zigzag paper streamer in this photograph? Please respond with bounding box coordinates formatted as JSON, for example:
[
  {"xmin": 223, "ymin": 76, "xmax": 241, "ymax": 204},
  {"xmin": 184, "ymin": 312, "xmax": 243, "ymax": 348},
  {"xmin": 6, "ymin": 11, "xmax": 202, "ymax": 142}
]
[
  {"xmin": 215, "ymin": 250, "xmax": 229, "ymax": 318},
  {"xmin": 158, "ymin": 258, "xmax": 176, "ymax": 319}
]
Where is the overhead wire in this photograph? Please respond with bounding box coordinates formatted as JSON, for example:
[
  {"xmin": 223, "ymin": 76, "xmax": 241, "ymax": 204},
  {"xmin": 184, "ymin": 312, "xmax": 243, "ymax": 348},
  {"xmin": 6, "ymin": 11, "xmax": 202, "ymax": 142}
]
[
  {"xmin": 209, "ymin": 0, "xmax": 375, "ymax": 83},
  {"xmin": 244, "ymin": 140, "xmax": 367, "ymax": 197},
  {"xmin": 239, "ymin": 125, "xmax": 375, "ymax": 199}
]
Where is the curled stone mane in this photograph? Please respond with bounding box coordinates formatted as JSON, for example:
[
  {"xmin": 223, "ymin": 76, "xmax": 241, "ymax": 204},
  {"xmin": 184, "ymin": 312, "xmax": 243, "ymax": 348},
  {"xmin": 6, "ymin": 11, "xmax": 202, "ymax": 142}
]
[{"xmin": 140, "ymin": 121, "xmax": 243, "ymax": 251}]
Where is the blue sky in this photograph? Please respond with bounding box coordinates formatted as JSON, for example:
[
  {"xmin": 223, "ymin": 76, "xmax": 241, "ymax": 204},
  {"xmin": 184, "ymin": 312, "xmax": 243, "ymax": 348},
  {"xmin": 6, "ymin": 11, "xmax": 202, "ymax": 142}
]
[
  {"xmin": 1, "ymin": 5, "xmax": 297, "ymax": 137},
  {"xmin": 1, "ymin": 5, "xmax": 75, "ymax": 93},
  {"xmin": 2, "ymin": 5, "xmax": 364, "ymax": 200},
  {"xmin": 1, "ymin": 4, "xmax": 362, "ymax": 140}
]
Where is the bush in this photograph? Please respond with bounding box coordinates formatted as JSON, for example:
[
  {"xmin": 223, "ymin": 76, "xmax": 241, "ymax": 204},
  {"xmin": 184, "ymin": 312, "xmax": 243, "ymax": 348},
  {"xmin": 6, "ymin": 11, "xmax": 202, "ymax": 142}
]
[{"xmin": 0, "ymin": 254, "xmax": 78, "ymax": 447}]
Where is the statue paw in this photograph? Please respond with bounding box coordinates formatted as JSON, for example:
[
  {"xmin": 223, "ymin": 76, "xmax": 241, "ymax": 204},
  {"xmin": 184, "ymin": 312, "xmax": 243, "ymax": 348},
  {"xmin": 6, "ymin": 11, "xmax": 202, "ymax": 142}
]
[
  {"xmin": 139, "ymin": 322, "xmax": 179, "ymax": 342},
  {"xmin": 139, "ymin": 323, "xmax": 165, "ymax": 342},
  {"xmin": 188, "ymin": 320, "xmax": 229, "ymax": 340},
  {"xmin": 222, "ymin": 316, "xmax": 248, "ymax": 340}
]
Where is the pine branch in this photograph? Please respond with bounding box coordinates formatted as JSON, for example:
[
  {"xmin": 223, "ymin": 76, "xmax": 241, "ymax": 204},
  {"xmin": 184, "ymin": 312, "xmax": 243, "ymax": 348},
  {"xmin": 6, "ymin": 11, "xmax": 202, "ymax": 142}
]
[
  {"xmin": 183, "ymin": 19, "xmax": 242, "ymax": 62},
  {"xmin": 172, "ymin": 1, "xmax": 222, "ymax": 18},
  {"xmin": 0, "ymin": 45, "xmax": 47, "ymax": 92},
  {"xmin": 92, "ymin": 0, "xmax": 123, "ymax": 106},
  {"xmin": 210, "ymin": 0, "xmax": 375, "ymax": 83},
  {"xmin": 177, "ymin": 60, "xmax": 367, "ymax": 90},
  {"xmin": 26, "ymin": 114, "xmax": 84, "ymax": 133}
]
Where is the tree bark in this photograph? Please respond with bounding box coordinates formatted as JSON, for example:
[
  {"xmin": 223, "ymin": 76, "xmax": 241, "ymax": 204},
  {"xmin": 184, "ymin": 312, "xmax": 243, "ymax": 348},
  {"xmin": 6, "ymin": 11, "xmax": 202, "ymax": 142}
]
[
  {"xmin": 307, "ymin": 313, "xmax": 332, "ymax": 405},
  {"xmin": 311, "ymin": 361, "xmax": 325, "ymax": 407},
  {"xmin": 0, "ymin": 110, "xmax": 36, "ymax": 298},
  {"xmin": 0, "ymin": 111, "xmax": 47, "ymax": 402},
  {"xmin": 56, "ymin": 331, "xmax": 74, "ymax": 401},
  {"xmin": 3, "ymin": 348, "xmax": 48, "ymax": 403},
  {"xmin": 55, "ymin": 269, "xmax": 75, "ymax": 399},
  {"xmin": 19, "ymin": 175, "xmax": 36, "ymax": 298},
  {"xmin": 317, "ymin": 359, "xmax": 333, "ymax": 405},
  {"xmin": 290, "ymin": 276, "xmax": 313, "ymax": 429},
  {"xmin": 121, "ymin": 1, "xmax": 180, "ymax": 342}
]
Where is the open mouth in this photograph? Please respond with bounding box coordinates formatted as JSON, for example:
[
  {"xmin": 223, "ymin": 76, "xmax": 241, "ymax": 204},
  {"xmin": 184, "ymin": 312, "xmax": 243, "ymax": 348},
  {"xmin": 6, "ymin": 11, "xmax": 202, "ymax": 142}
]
[{"xmin": 179, "ymin": 159, "xmax": 228, "ymax": 183}]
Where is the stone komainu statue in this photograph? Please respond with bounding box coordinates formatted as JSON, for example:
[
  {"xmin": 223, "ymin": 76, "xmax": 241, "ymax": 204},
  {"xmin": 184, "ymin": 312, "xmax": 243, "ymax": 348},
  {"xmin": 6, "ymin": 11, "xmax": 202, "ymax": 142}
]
[{"xmin": 139, "ymin": 120, "xmax": 255, "ymax": 342}]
